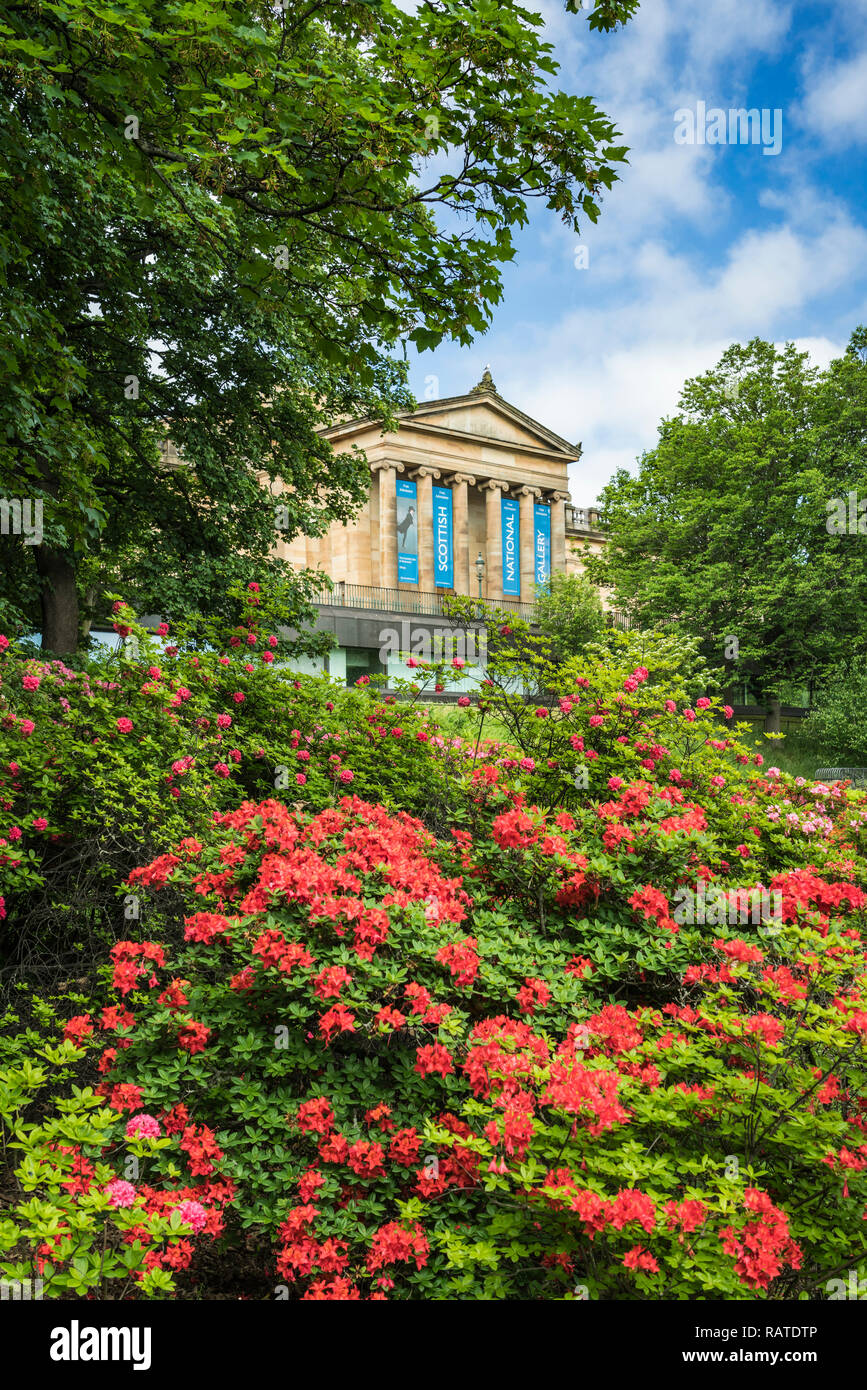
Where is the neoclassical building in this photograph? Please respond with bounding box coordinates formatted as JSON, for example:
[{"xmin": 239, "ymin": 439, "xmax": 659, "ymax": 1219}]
[{"xmin": 280, "ymin": 370, "xmax": 606, "ymax": 685}]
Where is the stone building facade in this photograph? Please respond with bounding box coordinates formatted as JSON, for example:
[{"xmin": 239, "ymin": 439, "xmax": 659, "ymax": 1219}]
[{"xmin": 280, "ymin": 371, "xmax": 606, "ymax": 686}]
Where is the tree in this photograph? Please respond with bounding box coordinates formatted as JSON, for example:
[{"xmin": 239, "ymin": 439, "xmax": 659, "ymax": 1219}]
[
  {"xmin": 586, "ymin": 334, "xmax": 867, "ymax": 730},
  {"xmin": 0, "ymin": 0, "xmax": 633, "ymax": 652},
  {"xmin": 803, "ymin": 659, "xmax": 867, "ymax": 765},
  {"xmin": 534, "ymin": 570, "xmax": 604, "ymax": 661}
]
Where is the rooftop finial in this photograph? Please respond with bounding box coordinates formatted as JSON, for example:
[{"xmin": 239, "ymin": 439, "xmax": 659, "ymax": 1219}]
[{"xmin": 470, "ymin": 365, "xmax": 497, "ymax": 395}]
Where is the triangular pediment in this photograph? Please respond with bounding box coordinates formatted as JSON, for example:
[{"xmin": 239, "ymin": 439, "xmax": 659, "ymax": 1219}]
[{"xmin": 401, "ymin": 392, "xmax": 578, "ymax": 457}]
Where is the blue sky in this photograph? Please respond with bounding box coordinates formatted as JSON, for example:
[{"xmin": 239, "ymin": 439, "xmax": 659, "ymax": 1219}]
[{"xmin": 407, "ymin": 0, "xmax": 867, "ymax": 506}]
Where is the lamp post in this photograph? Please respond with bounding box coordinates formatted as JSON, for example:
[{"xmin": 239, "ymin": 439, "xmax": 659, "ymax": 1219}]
[{"xmin": 475, "ymin": 550, "xmax": 485, "ymax": 600}]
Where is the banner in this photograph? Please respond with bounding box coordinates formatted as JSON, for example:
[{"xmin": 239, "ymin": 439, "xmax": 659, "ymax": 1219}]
[
  {"xmin": 396, "ymin": 478, "xmax": 418, "ymax": 583},
  {"xmin": 433, "ymin": 486, "xmax": 453, "ymax": 588},
  {"xmin": 534, "ymin": 502, "xmax": 551, "ymax": 589},
  {"xmin": 501, "ymin": 497, "xmax": 520, "ymax": 596}
]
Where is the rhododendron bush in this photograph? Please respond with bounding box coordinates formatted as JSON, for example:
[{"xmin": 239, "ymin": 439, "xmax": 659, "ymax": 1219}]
[
  {"xmin": 3, "ymin": 596, "xmax": 867, "ymax": 1300},
  {"xmin": 4, "ymin": 787, "xmax": 866, "ymax": 1300},
  {"xmin": 0, "ymin": 591, "xmax": 460, "ymax": 976}
]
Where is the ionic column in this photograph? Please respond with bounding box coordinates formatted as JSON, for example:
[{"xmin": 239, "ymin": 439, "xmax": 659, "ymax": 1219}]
[
  {"xmin": 482, "ymin": 479, "xmax": 509, "ymax": 603},
  {"xmin": 518, "ymin": 486, "xmax": 542, "ymax": 600},
  {"xmin": 372, "ymin": 461, "xmax": 404, "ymax": 591},
  {"xmin": 550, "ymin": 491, "xmax": 570, "ymax": 577},
  {"xmin": 451, "ymin": 473, "xmax": 476, "ymax": 596},
  {"xmin": 412, "ymin": 466, "xmax": 441, "ymax": 592}
]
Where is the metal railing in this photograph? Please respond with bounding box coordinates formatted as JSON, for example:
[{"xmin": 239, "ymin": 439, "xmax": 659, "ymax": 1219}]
[{"xmin": 311, "ymin": 582, "xmax": 537, "ymax": 621}]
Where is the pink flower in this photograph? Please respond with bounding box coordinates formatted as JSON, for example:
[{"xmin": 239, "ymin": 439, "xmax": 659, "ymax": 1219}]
[
  {"xmin": 457, "ymin": 696, "xmax": 471, "ymax": 707},
  {"xmin": 232, "ymin": 691, "xmax": 245, "ymax": 704},
  {"xmin": 682, "ymin": 708, "xmax": 696, "ymax": 722},
  {"xmin": 7, "ymin": 826, "xmax": 21, "ymax": 841},
  {"xmin": 213, "ymin": 762, "xmax": 231, "ymax": 778},
  {"xmin": 535, "ymin": 707, "xmax": 548, "ymax": 718},
  {"xmin": 216, "ymin": 713, "xmax": 232, "ymax": 729},
  {"xmin": 157, "ymin": 623, "xmax": 170, "ymax": 636},
  {"xmin": 339, "ymin": 770, "xmax": 355, "ymax": 784},
  {"xmin": 22, "ymin": 675, "xmax": 40, "ymax": 691},
  {"xmin": 519, "ymin": 757, "xmax": 536, "ymax": 772},
  {"xmin": 261, "ymin": 651, "xmax": 274, "ymax": 663},
  {"xmin": 105, "ymin": 1179, "xmax": 137, "ymax": 1209},
  {"xmin": 695, "ymin": 697, "xmax": 711, "ymax": 710},
  {"xmin": 31, "ymin": 817, "xmax": 48, "ymax": 831},
  {"xmin": 664, "ymin": 700, "xmax": 677, "ymax": 713},
  {"xmin": 452, "ymin": 657, "xmax": 465, "ymax": 669},
  {"xmin": 247, "ymin": 581, "xmax": 261, "ymax": 592},
  {"xmin": 296, "ymin": 773, "xmax": 307, "ymax": 785},
  {"xmin": 116, "ymin": 717, "xmax": 134, "ymax": 733},
  {"xmin": 176, "ymin": 1199, "xmax": 208, "ymax": 1233},
  {"xmin": 723, "ymin": 705, "xmax": 733, "ymax": 719},
  {"xmin": 126, "ymin": 1113, "xmax": 161, "ymax": 1140},
  {"xmin": 0, "ymin": 635, "xmax": 9, "ymax": 651},
  {"xmin": 589, "ymin": 714, "xmax": 604, "ymax": 728},
  {"xmin": 19, "ymin": 719, "xmax": 35, "ymax": 737},
  {"xmin": 607, "ymin": 776, "xmax": 623, "ymax": 791},
  {"xmin": 406, "ymin": 657, "xmax": 418, "ymax": 668}
]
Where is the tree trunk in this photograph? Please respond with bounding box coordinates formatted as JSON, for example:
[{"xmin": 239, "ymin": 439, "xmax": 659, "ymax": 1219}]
[
  {"xmin": 34, "ymin": 545, "xmax": 79, "ymax": 654},
  {"xmin": 763, "ymin": 697, "xmax": 782, "ymax": 734}
]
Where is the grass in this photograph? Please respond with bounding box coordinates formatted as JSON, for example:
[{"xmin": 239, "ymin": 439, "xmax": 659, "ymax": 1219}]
[{"xmin": 739, "ymin": 721, "xmax": 833, "ymax": 781}]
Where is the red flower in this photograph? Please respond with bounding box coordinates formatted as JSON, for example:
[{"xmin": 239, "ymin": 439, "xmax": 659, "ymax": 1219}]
[
  {"xmin": 63, "ymin": 1014, "xmax": 93, "ymax": 1042},
  {"xmin": 415, "ymin": 1044, "xmax": 454, "ymax": 1077},
  {"xmin": 177, "ymin": 1020, "xmax": 211, "ymax": 1054},
  {"xmin": 366, "ymin": 1221, "xmax": 429, "ymax": 1272}
]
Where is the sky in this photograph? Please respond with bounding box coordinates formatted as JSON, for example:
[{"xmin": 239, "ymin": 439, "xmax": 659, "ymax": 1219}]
[{"xmin": 406, "ymin": 0, "xmax": 867, "ymax": 507}]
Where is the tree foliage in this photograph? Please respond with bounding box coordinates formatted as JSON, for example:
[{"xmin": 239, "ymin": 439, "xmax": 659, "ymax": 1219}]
[
  {"xmin": 586, "ymin": 333, "xmax": 867, "ymax": 721},
  {"xmin": 0, "ymin": 0, "xmax": 632, "ymax": 651}
]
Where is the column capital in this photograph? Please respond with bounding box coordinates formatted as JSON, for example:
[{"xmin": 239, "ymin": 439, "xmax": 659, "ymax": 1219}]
[
  {"xmin": 410, "ymin": 466, "xmax": 441, "ymax": 481},
  {"xmin": 549, "ymin": 490, "xmax": 571, "ymax": 503},
  {"xmin": 481, "ymin": 477, "xmax": 510, "ymax": 493},
  {"xmin": 370, "ymin": 460, "xmax": 405, "ymax": 474},
  {"xmin": 517, "ymin": 485, "xmax": 542, "ymax": 499},
  {"xmin": 451, "ymin": 472, "xmax": 477, "ymax": 487}
]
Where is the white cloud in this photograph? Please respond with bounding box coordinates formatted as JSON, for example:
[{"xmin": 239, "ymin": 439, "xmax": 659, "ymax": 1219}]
[
  {"xmin": 798, "ymin": 50, "xmax": 867, "ymax": 144},
  {"xmin": 480, "ymin": 214, "xmax": 864, "ymax": 501}
]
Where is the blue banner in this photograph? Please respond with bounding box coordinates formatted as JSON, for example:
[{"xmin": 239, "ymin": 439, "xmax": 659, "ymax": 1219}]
[
  {"xmin": 501, "ymin": 497, "xmax": 520, "ymax": 596},
  {"xmin": 433, "ymin": 486, "xmax": 453, "ymax": 588},
  {"xmin": 396, "ymin": 478, "xmax": 418, "ymax": 583},
  {"xmin": 534, "ymin": 502, "xmax": 551, "ymax": 589}
]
